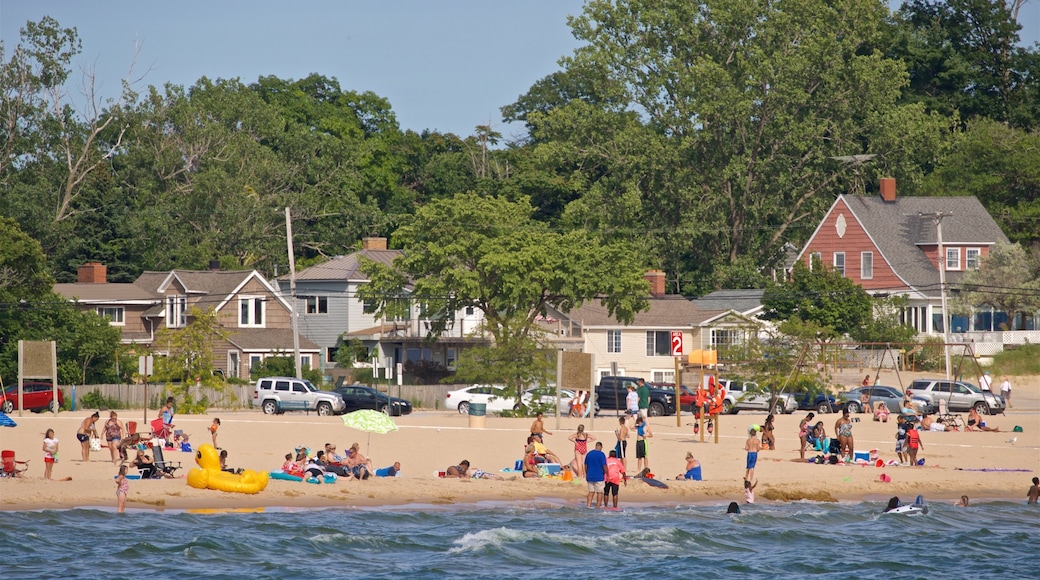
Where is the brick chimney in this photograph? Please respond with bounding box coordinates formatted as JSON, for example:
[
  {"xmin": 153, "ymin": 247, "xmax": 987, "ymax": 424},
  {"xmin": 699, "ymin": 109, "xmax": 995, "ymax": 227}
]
[
  {"xmin": 880, "ymin": 177, "xmax": 896, "ymax": 202},
  {"xmin": 77, "ymin": 262, "xmax": 107, "ymax": 283},
  {"xmin": 644, "ymin": 269, "xmax": 666, "ymax": 297},
  {"xmin": 362, "ymin": 237, "xmax": 387, "ymax": 250}
]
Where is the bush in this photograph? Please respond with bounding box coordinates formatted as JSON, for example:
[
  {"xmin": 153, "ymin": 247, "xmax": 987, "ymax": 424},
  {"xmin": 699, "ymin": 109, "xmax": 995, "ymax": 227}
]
[
  {"xmin": 80, "ymin": 389, "xmax": 123, "ymax": 410},
  {"xmin": 989, "ymin": 344, "xmax": 1040, "ymax": 376}
]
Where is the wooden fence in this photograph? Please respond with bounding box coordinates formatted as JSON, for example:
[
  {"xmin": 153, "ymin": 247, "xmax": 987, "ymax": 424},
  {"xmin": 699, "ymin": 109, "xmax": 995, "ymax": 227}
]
[{"xmin": 63, "ymin": 382, "xmax": 460, "ymax": 411}]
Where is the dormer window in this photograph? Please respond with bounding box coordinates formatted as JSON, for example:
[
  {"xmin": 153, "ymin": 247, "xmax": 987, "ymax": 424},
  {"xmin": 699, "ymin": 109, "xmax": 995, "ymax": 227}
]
[
  {"xmin": 166, "ymin": 296, "xmax": 186, "ymax": 328},
  {"xmin": 239, "ymin": 296, "xmax": 265, "ymax": 327}
]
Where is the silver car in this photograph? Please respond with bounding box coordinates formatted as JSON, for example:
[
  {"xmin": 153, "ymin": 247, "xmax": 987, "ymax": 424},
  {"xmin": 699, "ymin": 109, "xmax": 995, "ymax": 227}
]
[
  {"xmin": 908, "ymin": 379, "xmax": 1005, "ymax": 415},
  {"xmin": 721, "ymin": 379, "xmax": 798, "ymax": 415}
]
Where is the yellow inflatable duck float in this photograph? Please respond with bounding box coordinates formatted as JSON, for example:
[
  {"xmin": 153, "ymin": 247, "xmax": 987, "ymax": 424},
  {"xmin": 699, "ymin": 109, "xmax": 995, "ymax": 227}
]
[{"xmin": 187, "ymin": 444, "xmax": 269, "ymax": 494}]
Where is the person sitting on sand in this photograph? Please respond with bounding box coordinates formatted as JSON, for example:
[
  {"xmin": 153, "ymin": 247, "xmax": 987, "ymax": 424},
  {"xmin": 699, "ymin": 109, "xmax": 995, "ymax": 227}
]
[
  {"xmin": 445, "ymin": 459, "xmax": 470, "ymax": 478},
  {"xmin": 967, "ymin": 408, "xmax": 1000, "ymax": 432},
  {"xmin": 675, "ymin": 451, "xmax": 702, "ymax": 480},
  {"xmin": 522, "ymin": 445, "xmax": 540, "ymax": 478},
  {"xmin": 874, "ymin": 401, "xmax": 890, "ymax": 423},
  {"xmin": 527, "ymin": 435, "xmax": 562, "ymax": 464},
  {"xmin": 858, "ymin": 390, "xmax": 873, "ymax": 414}
]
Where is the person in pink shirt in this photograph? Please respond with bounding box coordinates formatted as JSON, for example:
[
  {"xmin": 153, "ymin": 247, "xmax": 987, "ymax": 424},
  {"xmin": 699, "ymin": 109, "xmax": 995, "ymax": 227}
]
[{"xmin": 602, "ymin": 450, "xmax": 626, "ymax": 508}]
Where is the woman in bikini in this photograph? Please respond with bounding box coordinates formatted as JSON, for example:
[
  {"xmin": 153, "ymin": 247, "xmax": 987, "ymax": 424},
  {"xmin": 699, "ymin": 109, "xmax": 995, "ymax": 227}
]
[
  {"xmin": 103, "ymin": 411, "xmax": 125, "ymax": 465},
  {"xmin": 568, "ymin": 424, "xmax": 595, "ymax": 477},
  {"xmin": 761, "ymin": 414, "xmax": 776, "ymax": 450},
  {"xmin": 798, "ymin": 412, "xmax": 815, "ymax": 460}
]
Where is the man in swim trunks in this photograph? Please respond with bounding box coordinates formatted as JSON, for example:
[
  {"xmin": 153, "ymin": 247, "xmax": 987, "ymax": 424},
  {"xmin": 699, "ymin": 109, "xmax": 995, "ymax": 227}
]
[
  {"xmin": 614, "ymin": 416, "xmax": 629, "ymax": 472},
  {"xmin": 530, "ymin": 412, "xmax": 552, "ymax": 441},
  {"xmin": 744, "ymin": 426, "xmax": 760, "ymax": 481}
]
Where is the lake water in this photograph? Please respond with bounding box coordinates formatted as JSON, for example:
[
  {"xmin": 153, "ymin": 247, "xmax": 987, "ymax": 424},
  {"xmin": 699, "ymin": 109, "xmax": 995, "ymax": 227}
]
[{"xmin": 3, "ymin": 499, "xmax": 1037, "ymax": 579}]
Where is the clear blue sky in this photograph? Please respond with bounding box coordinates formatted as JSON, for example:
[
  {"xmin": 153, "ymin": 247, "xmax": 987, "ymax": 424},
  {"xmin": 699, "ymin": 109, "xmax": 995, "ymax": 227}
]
[{"xmin": 1, "ymin": 1, "xmax": 1036, "ymax": 139}]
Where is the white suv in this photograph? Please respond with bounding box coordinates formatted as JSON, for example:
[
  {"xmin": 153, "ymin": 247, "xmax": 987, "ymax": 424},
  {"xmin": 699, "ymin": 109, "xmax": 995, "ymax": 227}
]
[
  {"xmin": 253, "ymin": 377, "xmax": 345, "ymax": 416},
  {"xmin": 721, "ymin": 379, "xmax": 797, "ymax": 415}
]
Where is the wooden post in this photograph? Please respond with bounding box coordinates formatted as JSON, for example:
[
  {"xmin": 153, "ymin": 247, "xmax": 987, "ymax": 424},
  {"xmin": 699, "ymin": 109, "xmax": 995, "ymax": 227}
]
[
  {"xmin": 714, "ymin": 412, "xmax": 720, "ymax": 444},
  {"xmin": 674, "ymin": 355, "xmax": 681, "ymax": 427}
]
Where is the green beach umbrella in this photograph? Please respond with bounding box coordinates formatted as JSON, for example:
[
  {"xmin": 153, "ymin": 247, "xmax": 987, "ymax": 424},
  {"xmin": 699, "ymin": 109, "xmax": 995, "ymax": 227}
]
[{"xmin": 342, "ymin": 409, "xmax": 398, "ymax": 456}]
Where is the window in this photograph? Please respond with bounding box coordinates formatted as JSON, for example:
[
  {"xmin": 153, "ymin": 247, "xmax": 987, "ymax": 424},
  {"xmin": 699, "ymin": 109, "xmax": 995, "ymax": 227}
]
[
  {"xmin": 305, "ymin": 296, "xmax": 328, "ymax": 314},
  {"xmin": 97, "ymin": 306, "xmax": 125, "ymax": 325},
  {"xmin": 645, "ymin": 331, "xmax": 671, "ymax": 356},
  {"xmin": 711, "ymin": 329, "xmax": 741, "ymax": 349},
  {"xmin": 809, "ymin": 252, "xmax": 822, "ymax": 270},
  {"xmin": 465, "ymin": 306, "xmax": 475, "ymax": 315},
  {"xmin": 228, "ymin": 352, "xmax": 239, "ymax": 379},
  {"xmin": 946, "ymin": 248, "xmax": 960, "ymax": 270},
  {"xmin": 607, "ymin": 330, "xmax": 621, "ymax": 353},
  {"xmin": 860, "ymin": 252, "xmax": 873, "ymax": 280},
  {"xmin": 965, "ymin": 248, "xmax": 980, "ymax": 270},
  {"xmin": 446, "ymin": 348, "xmax": 457, "ymax": 370},
  {"xmin": 651, "ymin": 370, "xmax": 675, "ymax": 383},
  {"xmin": 362, "ymin": 299, "xmax": 378, "ymax": 314},
  {"xmin": 833, "ymin": 252, "xmax": 845, "ymax": 276},
  {"xmin": 166, "ymin": 295, "xmax": 186, "ymax": 328},
  {"xmin": 239, "ymin": 297, "xmax": 265, "ymax": 327}
]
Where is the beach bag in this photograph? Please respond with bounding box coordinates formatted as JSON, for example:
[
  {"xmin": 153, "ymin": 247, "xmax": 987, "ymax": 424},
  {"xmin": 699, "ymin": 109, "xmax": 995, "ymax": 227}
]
[
  {"xmin": 1013, "ymin": 426, "xmax": 1023, "ymax": 432},
  {"xmin": 89, "ymin": 437, "xmax": 102, "ymax": 452}
]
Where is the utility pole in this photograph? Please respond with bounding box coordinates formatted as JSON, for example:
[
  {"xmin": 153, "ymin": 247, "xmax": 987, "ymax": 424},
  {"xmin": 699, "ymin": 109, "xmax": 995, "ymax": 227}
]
[
  {"xmin": 285, "ymin": 207, "xmax": 302, "ymax": 379},
  {"xmin": 921, "ymin": 212, "xmax": 954, "ymax": 380}
]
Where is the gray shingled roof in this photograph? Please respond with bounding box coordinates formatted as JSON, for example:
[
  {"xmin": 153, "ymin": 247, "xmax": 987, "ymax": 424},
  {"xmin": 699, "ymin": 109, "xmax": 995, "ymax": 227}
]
[
  {"xmin": 568, "ymin": 295, "xmax": 719, "ymax": 328},
  {"xmin": 841, "ymin": 195, "xmax": 1009, "ymax": 297},
  {"xmin": 690, "ymin": 289, "xmax": 765, "ymax": 315},
  {"xmin": 285, "ymin": 249, "xmax": 403, "ymax": 282},
  {"xmin": 54, "ymin": 283, "xmax": 158, "ymax": 302},
  {"xmin": 226, "ymin": 328, "xmax": 319, "ymax": 351},
  {"xmin": 134, "ymin": 270, "xmax": 254, "ymax": 296}
]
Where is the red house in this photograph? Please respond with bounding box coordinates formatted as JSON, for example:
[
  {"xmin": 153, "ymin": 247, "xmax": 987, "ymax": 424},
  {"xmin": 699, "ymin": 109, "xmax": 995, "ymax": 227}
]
[{"xmin": 795, "ymin": 180, "xmax": 1009, "ymax": 336}]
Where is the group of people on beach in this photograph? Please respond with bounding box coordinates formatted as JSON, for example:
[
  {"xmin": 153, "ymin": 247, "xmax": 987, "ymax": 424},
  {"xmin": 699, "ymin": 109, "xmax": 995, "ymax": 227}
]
[{"xmin": 281, "ymin": 442, "xmax": 400, "ymax": 481}]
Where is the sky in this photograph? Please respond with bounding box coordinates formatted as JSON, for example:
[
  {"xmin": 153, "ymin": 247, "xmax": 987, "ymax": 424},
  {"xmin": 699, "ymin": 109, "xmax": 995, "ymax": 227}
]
[{"xmin": 1, "ymin": 1, "xmax": 1037, "ymax": 140}]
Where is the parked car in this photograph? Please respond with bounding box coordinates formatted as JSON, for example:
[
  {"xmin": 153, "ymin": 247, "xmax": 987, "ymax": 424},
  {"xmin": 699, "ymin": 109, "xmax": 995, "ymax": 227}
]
[
  {"xmin": 908, "ymin": 379, "xmax": 1005, "ymax": 415},
  {"xmin": 594, "ymin": 376, "xmax": 675, "ymax": 416},
  {"xmin": 253, "ymin": 376, "xmax": 345, "ymax": 416},
  {"xmin": 518, "ymin": 387, "xmax": 576, "ymax": 415},
  {"xmin": 720, "ymin": 379, "xmax": 797, "ymax": 415},
  {"xmin": 790, "ymin": 390, "xmax": 839, "ymax": 414},
  {"xmin": 445, "ymin": 384, "xmax": 513, "ymax": 414},
  {"xmin": 649, "ymin": 382, "xmax": 695, "ymax": 412},
  {"xmin": 333, "ymin": 384, "xmax": 412, "ymax": 416},
  {"xmin": 0, "ymin": 381, "xmax": 64, "ymax": 413},
  {"xmin": 838, "ymin": 385, "xmax": 933, "ymax": 415}
]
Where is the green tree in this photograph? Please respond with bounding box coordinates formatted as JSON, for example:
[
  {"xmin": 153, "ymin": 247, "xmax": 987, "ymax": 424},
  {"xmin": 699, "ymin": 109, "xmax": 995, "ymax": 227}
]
[
  {"xmin": 510, "ymin": 0, "xmax": 947, "ymax": 293},
  {"xmin": 250, "ymin": 354, "xmax": 323, "ymax": 385},
  {"xmin": 357, "ymin": 193, "xmax": 650, "ymax": 401},
  {"xmin": 920, "ymin": 119, "xmax": 1040, "ymax": 245},
  {"xmin": 953, "ymin": 242, "xmax": 1040, "ymax": 329},
  {"xmin": 761, "ymin": 258, "xmax": 873, "ymax": 339},
  {"xmin": 885, "ymin": 0, "xmax": 1040, "ymax": 129},
  {"xmin": 152, "ymin": 306, "xmax": 231, "ymax": 406}
]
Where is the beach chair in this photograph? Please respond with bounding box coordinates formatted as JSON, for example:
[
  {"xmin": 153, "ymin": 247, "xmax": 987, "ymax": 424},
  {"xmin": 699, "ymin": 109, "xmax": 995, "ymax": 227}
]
[
  {"xmin": 1, "ymin": 450, "xmax": 29, "ymax": 477},
  {"xmin": 937, "ymin": 399, "xmax": 963, "ymax": 430},
  {"xmin": 150, "ymin": 417, "xmax": 172, "ymax": 441},
  {"xmin": 151, "ymin": 445, "xmax": 181, "ymax": 477}
]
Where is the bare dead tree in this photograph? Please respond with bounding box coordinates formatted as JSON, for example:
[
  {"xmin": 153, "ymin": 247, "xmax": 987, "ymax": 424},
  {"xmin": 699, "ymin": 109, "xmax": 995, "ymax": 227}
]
[{"xmin": 47, "ymin": 41, "xmax": 147, "ymax": 223}]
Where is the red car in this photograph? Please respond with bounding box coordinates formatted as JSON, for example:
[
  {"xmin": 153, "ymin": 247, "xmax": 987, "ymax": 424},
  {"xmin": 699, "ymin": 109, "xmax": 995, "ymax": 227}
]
[
  {"xmin": 650, "ymin": 382, "xmax": 698, "ymax": 412},
  {"xmin": 0, "ymin": 382, "xmax": 64, "ymax": 413}
]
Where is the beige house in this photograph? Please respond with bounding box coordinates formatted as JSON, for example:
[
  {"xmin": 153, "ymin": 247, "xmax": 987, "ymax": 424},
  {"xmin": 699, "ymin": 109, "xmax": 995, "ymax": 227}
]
[
  {"xmin": 55, "ymin": 263, "xmax": 319, "ymax": 379},
  {"xmin": 541, "ymin": 271, "xmax": 769, "ymax": 384}
]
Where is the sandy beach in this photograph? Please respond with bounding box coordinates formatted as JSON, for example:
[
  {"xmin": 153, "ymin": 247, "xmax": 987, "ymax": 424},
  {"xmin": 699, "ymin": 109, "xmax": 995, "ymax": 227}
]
[{"xmin": 2, "ymin": 375, "xmax": 1038, "ymax": 511}]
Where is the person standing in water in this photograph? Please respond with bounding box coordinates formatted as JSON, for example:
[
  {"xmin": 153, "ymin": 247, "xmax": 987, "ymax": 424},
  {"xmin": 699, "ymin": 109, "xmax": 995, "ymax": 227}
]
[{"xmin": 115, "ymin": 464, "xmax": 129, "ymax": 513}]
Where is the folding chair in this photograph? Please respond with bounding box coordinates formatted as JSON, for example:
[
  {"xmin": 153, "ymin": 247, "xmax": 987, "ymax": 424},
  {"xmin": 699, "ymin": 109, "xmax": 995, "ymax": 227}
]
[
  {"xmin": 151, "ymin": 445, "xmax": 181, "ymax": 477},
  {"xmin": 937, "ymin": 399, "xmax": 963, "ymax": 430},
  {"xmin": 150, "ymin": 417, "xmax": 171, "ymax": 441},
  {"xmin": 1, "ymin": 450, "xmax": 29, "ymax": 477}
]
